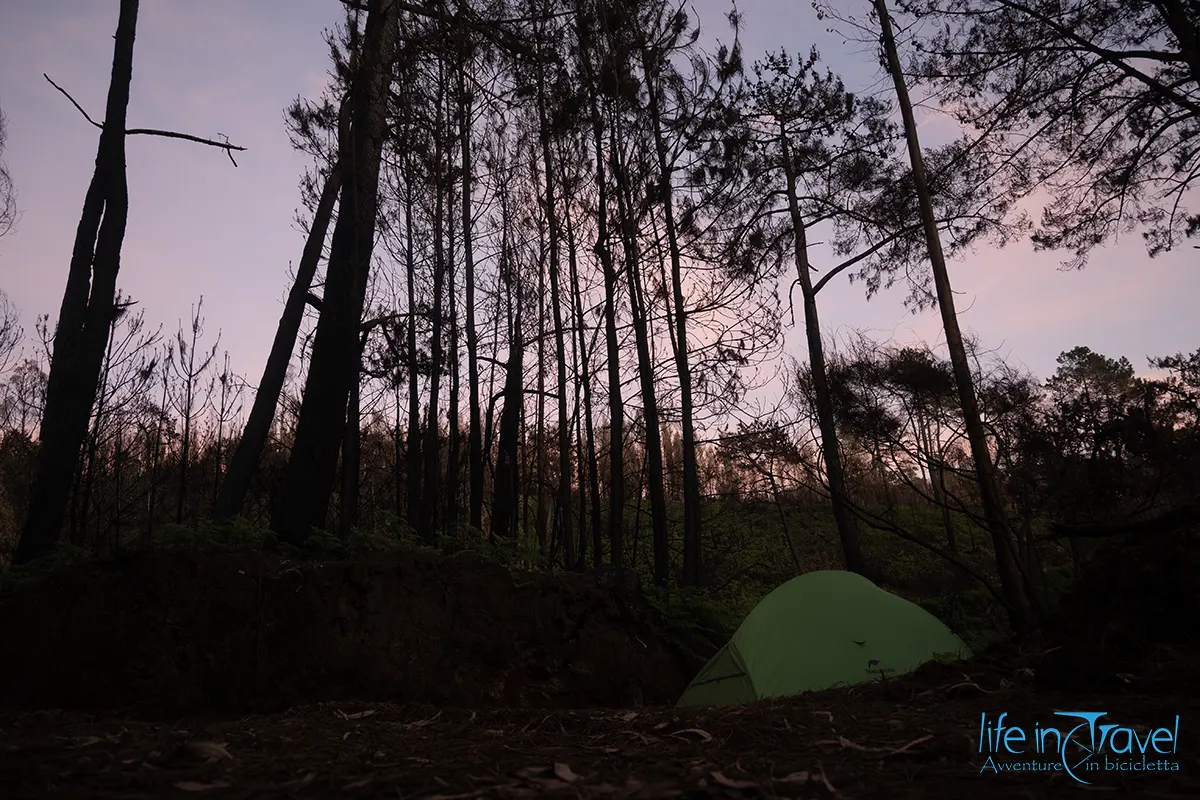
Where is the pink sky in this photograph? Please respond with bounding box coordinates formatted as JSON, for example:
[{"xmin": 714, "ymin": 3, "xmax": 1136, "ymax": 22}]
[{"xmin": 0, "ymin": 0, "xmax": 1196, "ymax": 391}]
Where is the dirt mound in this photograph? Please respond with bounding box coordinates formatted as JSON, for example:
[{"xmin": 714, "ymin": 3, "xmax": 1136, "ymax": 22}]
[{"xmin": 0, "ymin": 548, "xmax": 710, "ymax": 716}]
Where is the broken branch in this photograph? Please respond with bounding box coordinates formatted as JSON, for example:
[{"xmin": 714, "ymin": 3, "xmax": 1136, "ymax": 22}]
[
  {"xmin": 45, "ymin": 73, "xmax": 247, "ymax": 166},
  {"xmin": 45, "ymin": 74, "xmax": 101, "ymax": 127},
  {"xmin": 125, "ymin": 128, "xmax": 245, "ymax": 166}
]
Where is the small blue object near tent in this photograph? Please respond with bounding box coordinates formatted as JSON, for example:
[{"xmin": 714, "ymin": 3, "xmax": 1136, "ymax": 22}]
[{"xmin": 676, "ymin": 570, "xmax": 972, "ymax": 707}]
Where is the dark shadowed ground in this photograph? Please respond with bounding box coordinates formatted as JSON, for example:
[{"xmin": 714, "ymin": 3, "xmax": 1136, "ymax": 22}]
[
  {"xmin": 0, "ymin": 531, "xmax": 1197, "ymax": 798},
  {"xmin": 0, "ymin": 648, "xmax": 1196, "ymax": 799},
  {"xmin": 0, "ymin": 548, "xmax": 705, "ymax": 715}
]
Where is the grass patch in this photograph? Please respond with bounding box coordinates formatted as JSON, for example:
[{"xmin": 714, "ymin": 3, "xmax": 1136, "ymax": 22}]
[{"xmin": 0, "ymin": 543, "xmax": 93, "ymax": 596}]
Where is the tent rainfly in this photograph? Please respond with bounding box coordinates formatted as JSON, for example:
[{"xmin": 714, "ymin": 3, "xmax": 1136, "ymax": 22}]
[{"xmin": 676, "ymin": 570, "xmax": 971, "ymax": 707}]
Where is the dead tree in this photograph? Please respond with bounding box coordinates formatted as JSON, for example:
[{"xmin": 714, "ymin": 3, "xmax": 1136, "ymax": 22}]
[
  {"xmin": 212, "ymin": 100, "xmax": 346, "ymax": 523},
  {"xmin": 17, "ymin": 0, "xmax": 243, "ymax": 563},
  {"xmin": 271, "ymin": 0, "xmax": 399, "ymax": 542}
]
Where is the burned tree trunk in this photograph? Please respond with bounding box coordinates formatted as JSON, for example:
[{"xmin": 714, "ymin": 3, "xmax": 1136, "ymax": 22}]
[
  {"xmin": 338, "ymin": 342, "xmax": 363, "ymax": 537},
  {"xmin": 534, "ymin": 202, "xmax": 549, "ymax": 557},
  {"xmin": 16, "ymin": 0, "xmax": 139, "ymax": 564},
  {"xmin": 419, "ymin": 103, "xmax": 447, "ymax": 542},
  {"xmin": 491, "ymin": 191, "xmax": 523, "ymax": 540},
  {"xmin": 446, "ymin": 136, "xmax": 462, "ymax": 535},
  {"xmin": 271, "ymin": 0, "xmax": 398, "ymax": 543},
  {"xmin": 459, "ymin": 68, "xmax": 484, "ymax": 534},
  {"xmin": 213, "ymin": 143, "xmax": 344, "ymax": 523},
  {"xmin": 404, "ymin": 167, "xmax": 422, "ymax": 524}
]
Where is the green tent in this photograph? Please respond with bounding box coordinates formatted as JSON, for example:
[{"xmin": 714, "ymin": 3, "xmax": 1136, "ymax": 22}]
[{"xmin": 677, "ymin": 570, "xmax": 971, "ymax": 707}]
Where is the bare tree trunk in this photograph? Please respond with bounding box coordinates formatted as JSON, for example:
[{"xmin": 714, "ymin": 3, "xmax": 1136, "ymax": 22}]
[
  {"xmin": 535, "ymin": 202, "xmax": 549, "ymax": 558},
  {"xmin": 420, "ymin": 169, "xmax": 446, "ymax": 540},
  {"xmin": 492, "ymin": 353, "xmax": 522, "ymax": 539},
  {"xmin": 113, "ymin": 429, "xmax": 124, "ymax": 549},
  {"xmin": 491, "ymin": 191, "xmax": 523, "ymax": 539},
  {"xmin": 574, "ymin": 2, "xmax": 623, "ymax": 569},
  {"xmin": 922, "ymin": 411, "xmax": 957, "ymax": 553},
  {"xmin": 481, "ymin": 267, "xmax": 505, "ymax": 498},
  {"xmin": 419, "ymin": 64, "xmax": 449, "ymax": 542},
  {"xmin": 522, "ymin": 388, "xmax": 533, "ymax": 545},
  {"xmin": 459, "ymin": 69, "xmax": 484, "ymax": 534},
  {"xmin": 144, "ymin": 364, "xmax": 168, "ymax": 544},
  {"xmin": 612, "ymin": 133, "xmax": 670, "ymax": 588},
  {"xmin": 176, "ymin": 369, "xmax": 194, "ymax": 524},
  {"xmin": 574, "ymin": 384, "xmax": 588, "ymax": 566},
  {"xmin": 212, "ymin": 352, "xmax": 232, "ymax": 508},
  {"xmin": 272, "ymin": 0, "xmax": 398, "ymax": 542},
  {"xmin": 404, "ymin": 169, "xmax": 422, "ymax": 525},
  {"xmin": 16, "ymin": 0, "xmax": 138, "ymax": 564},
  {"xmin": 393, "ymin": 377, "xmax": 403, "ymax": 517},
  {"xmin": 78, "ymin": 318, "xmax": 119, "ymax": 546},
  {"xmin": 563, "ymin": 184, "xmax": 603, "ymax": 569},
  {"xmin": 781, "ymin": 132, "xmax": 867, "ymax": 576},
  {"xmin": 446, "ymin": 126, "xmax": 462, "ymax": 536},
  {"xmin": 338, "ymin": 346, "xmax": 362, "ymax": 538},
  {"xmin": 876, "ymin": 0, "xmax": 1033, "ymax": 629},
  {"xmin": 213, "ymin": 162, "xmax": 343, "ymax": 523},
  {"xmin": 174, "ymin": 300, "xmax": 215, "ymax": 525},
  {"xmin": 640, "ymin": 45, "xmax": 702, "ymax": 586},
  {"xmin": 536, "ymin": 68, "xmax": 575, "ymax": 568},
  {"xmin": 768, "ymin": 468, "xmax": 802, "ymax": 573},
  {"xmin": 630, "ymin": 433, "xmax": 647, "ymax": 572}
]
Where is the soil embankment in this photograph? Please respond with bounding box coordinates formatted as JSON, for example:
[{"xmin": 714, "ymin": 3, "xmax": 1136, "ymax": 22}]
[{"xmin": 0, "ymin": 548, "xmax": 709, "ymax": 716}]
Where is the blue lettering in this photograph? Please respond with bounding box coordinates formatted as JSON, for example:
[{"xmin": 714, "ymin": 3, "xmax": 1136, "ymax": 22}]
[
  {"xmin": 1037, "ymin": 726, "xmax": 1062, "ymax": 754},
  {"xmin": 979, "ymin": 711, "xmax": 1181, "ymax": 784},
  {"xmin": 994, "ymin": 712, "xmax": 1010, "ymax": 751},
  {"xmin": 1105, "ymin": 725, "xmax": 1132, "ymax": 754},
  {"xmin": 1150, "ymin": 724, "xmax": 1176, "ymax": 754}
]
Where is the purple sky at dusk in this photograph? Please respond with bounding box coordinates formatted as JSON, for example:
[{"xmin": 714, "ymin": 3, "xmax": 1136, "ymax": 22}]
[{"xmin": 0, "ymin": 0, "xmax": 1196, "ymax": 394}]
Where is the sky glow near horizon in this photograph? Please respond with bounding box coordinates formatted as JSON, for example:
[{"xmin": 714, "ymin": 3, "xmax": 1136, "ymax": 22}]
[{"xmin": 0, "ymin": 0, "xmax": 1196, "ymax": 415}]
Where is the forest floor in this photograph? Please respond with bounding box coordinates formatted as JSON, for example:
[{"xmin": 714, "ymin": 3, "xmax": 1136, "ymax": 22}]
[
  {"xmin": 1, "ymin": 644, "xmax": 1196, "ymax": 799},
  {"xmin": 0, "ymin": 527, "xmax": 1197, "ymax": 797}
]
